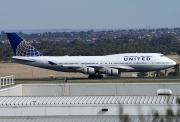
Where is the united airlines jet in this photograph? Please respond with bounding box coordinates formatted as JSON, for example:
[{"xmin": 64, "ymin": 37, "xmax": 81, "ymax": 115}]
[{"xmin": 6, "ymin": 33, "xmax": 176, "ymax": 78}]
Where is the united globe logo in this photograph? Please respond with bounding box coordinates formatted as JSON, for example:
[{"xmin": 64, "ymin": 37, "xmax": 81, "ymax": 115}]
[{"xmin": 16, "ymin": 41, "xmax": 43, "ymax": 56}]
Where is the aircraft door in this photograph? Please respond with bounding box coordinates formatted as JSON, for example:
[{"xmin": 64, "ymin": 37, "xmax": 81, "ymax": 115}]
[
  {"xmin": 152, "ymin": 60, "xmax": 154, "ymax": 65},
  {"xmin": 100, "ymin": 61, "xmax": 103, "ymax": 65}
]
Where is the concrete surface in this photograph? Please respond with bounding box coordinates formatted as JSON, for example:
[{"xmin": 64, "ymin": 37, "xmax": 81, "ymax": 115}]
[{"xmin": 1, "ymin": 83, "xmax": 180, "ymax": 96}]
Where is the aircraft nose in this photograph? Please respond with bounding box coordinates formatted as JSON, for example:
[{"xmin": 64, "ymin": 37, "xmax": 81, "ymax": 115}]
[
  {"xmin": 172, "ymin": 60, "xmax": 176, "ymax": 65},
  {"xmin": 170, "ymin": 59, "xmax": 176, "ymax": 66}
]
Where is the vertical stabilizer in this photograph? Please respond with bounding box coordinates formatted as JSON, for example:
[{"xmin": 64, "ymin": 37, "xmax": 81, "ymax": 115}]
[{"xmin": 6, "ymin": 33, "xmax": 43, "ymax": 56}]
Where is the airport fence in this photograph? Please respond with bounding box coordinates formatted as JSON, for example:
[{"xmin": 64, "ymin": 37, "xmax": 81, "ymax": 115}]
[{"xmin": 0, "ymin": 75, "xmax": 14, "ymax": 88}]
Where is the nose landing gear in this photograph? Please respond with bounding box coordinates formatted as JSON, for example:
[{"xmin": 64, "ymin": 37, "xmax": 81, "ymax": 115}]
[{"xmin": 88, "ymin": 73, "xmax": 103, "ymax": 78}]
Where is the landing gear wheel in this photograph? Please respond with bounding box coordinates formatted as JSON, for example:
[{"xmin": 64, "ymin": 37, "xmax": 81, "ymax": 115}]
[
  {"xmin": 88, "ymin": 74, "xmax": 103, "ymax": 78},
  {"xmin": 88, "ymin": 75, "xmax": 95, "ymax": 78},
  {"xmin": 98, "ymin": 75, "xmax": 103, "ymax": 78},
  {"xmin": 96, "ymin": 73, "xmax": 103, "ymax": 78}
]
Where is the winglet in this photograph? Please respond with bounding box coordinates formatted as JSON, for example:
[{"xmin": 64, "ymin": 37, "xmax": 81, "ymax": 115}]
[{"xmin": 6, "ymin": 33, "xmax": 43, "ymax": 56}]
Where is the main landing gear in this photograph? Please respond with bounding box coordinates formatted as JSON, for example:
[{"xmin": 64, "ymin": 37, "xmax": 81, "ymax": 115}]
[{"xmin": 88, "ymin": 73, "xmax": 103, "ymax": 78}]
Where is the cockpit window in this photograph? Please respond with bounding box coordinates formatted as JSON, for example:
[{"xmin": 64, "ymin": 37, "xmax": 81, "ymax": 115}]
[{"xmin": 160, "ymin": 55, "xmax": 165, "ymax": 57}]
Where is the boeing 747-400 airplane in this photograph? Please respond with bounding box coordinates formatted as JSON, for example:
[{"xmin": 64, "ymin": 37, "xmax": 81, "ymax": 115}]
[{"xmin": 6, "ymin": 33, "xmax": 176, "ymax": 78}]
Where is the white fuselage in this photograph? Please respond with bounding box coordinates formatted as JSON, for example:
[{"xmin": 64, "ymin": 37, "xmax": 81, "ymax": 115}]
[{"xmin": 12, "ymin": 53, "xmax": 176, "ymax": 74}]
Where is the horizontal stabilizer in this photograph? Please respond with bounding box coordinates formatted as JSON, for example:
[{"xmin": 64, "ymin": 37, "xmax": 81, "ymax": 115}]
[{"xmin": 12, "ymin": 56, "xmax": 35, "ymax": 62}]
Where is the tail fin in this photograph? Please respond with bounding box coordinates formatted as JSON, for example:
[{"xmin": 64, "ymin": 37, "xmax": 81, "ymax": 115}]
[{"xmin": 6, "ymin": 33, "xmax": 43, "ymax": 56}]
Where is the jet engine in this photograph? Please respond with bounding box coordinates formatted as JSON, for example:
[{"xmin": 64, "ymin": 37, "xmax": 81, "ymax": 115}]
[
  {"xmin": 82, "ymin": 67, "xmax": 95, "ymax": 75},
  {"xmin": 107, "ymin": 68, "xmax": 118, "ymax": 76}
]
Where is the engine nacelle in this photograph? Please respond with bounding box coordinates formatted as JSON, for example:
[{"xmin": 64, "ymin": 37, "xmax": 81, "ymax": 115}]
[
  {"xmin": 82, "ymin": 67, "xmax": 95, "ymax": 75},
  {"xmin": 107, "ymin": 68, "xmax": 118, "ymax": 76}
]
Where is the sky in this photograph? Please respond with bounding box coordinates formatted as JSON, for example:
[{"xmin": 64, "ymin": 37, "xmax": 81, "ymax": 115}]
[{"xmin": 0, "ymin": 0, "xmax": 180, "ymax": 30}]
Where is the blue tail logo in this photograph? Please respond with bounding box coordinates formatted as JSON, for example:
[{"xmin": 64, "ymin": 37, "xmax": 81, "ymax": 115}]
[{"xmin": 6, "ymin": 33, "xmax": 43, "ymax": 56}]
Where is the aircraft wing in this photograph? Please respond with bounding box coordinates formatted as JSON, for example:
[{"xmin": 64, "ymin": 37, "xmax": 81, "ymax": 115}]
[
  {"xmin": 48, "ymin": 62, "xmax": 83, "ymax": 69},
  {"xmin": 63, "ymin": 64, "xmax": 133, "ymax": 70},
  {"xmin": 83, "ymin": 65, "xmax": 134, "ymax": 70},
  {"xmin": 107, "ymin": 65, "xmax": 134, "ymax": 70},
  {"xmin": 48, "ymin": 61, "xmax": 133, "ymax": 70},
  {"xmin": 62, "ymin": 65, "xmax": 83, "ymax": 69}
]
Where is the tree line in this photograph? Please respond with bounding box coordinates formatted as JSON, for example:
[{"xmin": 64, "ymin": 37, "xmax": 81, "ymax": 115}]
[{"xmin": 0, "ymin": 35, "xmax": 180, "ymax": 61}]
